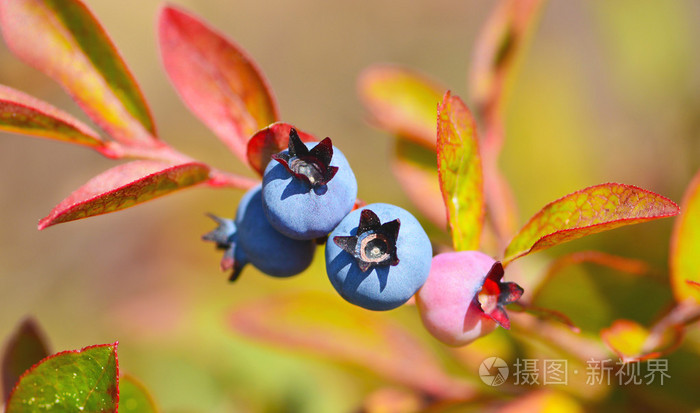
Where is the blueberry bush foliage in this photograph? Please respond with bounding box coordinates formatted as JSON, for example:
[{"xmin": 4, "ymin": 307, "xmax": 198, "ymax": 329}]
[{"xmin": 1, "ymin": 0, "xmax": 700, "ymax": 411}]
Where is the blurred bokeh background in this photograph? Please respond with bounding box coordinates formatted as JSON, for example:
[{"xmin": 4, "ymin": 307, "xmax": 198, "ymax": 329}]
[{"xmin": 1, "ymin": 0, "xmax": 699, "ymax": 411}]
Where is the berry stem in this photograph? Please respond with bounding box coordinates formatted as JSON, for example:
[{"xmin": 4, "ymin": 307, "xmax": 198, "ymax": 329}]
[
  {"xmin": 644, "ymin": 299, "xmax": 700, "ymax": 353},
  {"xmin": 510, "ymin": 311, "xmax": 609, "ymax": 362}
]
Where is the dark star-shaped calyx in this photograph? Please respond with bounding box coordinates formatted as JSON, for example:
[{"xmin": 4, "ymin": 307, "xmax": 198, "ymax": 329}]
[
  {"xmin": 272, "ymin": 128, "xmax": 338, "ymax": 187},
  {"xmin": 333, "ymin": 209, "xmax": 400, "ymax": 272},
  {"xmin": 201, "ymin": 213, "xmax": 244, "ymax": 282},
  {"xmin": 201, "ymin": 213, "xmax": 234, "ymax": 250},
  {"xmin": 476, "ymin": 262, "xmax": 524, "ymax": 329}
]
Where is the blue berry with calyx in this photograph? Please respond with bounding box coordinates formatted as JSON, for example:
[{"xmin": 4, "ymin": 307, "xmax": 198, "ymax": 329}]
[
  {"xmin": 202, "ymin": 184, "xmax": 316, "ymax": 281},
  {"xmin": 325, "ymin": 203, "xmax": 432, "ymax": 311},
  {"xmin": 262, "ymin": 128, "xmax": 357, "ymax": 240}
]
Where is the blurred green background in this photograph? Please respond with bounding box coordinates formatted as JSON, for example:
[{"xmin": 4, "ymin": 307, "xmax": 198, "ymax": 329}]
[{"xmin": 1, "ymin": 0, "xmax": 699, "ymax": 411}]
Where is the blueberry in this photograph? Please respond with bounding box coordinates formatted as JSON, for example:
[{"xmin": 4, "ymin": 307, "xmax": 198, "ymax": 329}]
[
  {"xmin": 325, "ymin": 203, "xmax": 432, "ymax": 311},
  {"xmin": 203, "ymin": 184, "xmax": 316, "ymax": 281},
  {"xmin": 262, "ymin": 129, "xmax": 357, "ymax": 240},
  {"xmin": 416, "ymin": 251, "xmax": 523, "ymax": 346}
]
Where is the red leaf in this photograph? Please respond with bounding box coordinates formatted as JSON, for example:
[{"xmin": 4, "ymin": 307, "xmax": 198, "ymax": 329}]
[
  {"xmin": 0, "ymin": 0, "xmax": 156, "ymax": 145},
  {"xmin": 358, "ymin": 64, "xmax": 445, "ymax": 148},
  {"xmin": 437, "ymin": 91, "xmax": 484, "ymax": 251},
  {"xmin": 230, "ymin": 291, "xmax": 475, "ymax": 400},
  {"xmin": 159, "ymin": 5, "xmax": 279, "ymax": 162},
  {"xmin": 0, "ymin": 85, "xmax": 106, "ymax": 150},
  {"xmin": 670, "ymin": 169, "xmax": 700, "ymax": 304},
  {"xmin": 38, "ymin": 161, "xmax": 210, "ymax": 230},
  {"xmin": 1, "ymin": 318, "xmax": 49, "ymax": 402},
  {"xmin": 246, "ymin": 122, "xmax": 317, "ymax": 177},
  {"xmin": 503, "ymin": 183, "xmax": 680, "ymax": 264}
]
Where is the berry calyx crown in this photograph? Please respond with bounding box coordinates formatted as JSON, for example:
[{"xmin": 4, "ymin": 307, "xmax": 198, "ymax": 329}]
[
  {"xmin": 272, "ymin": 128, "xmax": 339, "ymax": 187},
  {"xmin": 476, "ymin": 261, "xmax": 524, "ymax": 329},
  {"xmin": 333, "ymin": 209, "xmax": 400, "ymax": 272}
]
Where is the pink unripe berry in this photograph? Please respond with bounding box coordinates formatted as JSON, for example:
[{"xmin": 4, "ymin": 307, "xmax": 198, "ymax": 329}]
[{"xmin": 416, "ymin": 251, "xmax": 523, "ymax": 346}]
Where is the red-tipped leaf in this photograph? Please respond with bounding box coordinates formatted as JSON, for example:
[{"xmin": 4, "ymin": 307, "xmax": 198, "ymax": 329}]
[
  {"xmin": 670, "ymin": 170, "xmax": 700, "ymax": 304},
  {"xmin": 246, "ymin": 122, "xmax": 317, "ymax": 176},
  {"xmin": 6, "ymin": 342, "xmax": 118, "ymax": 412},
  {"xmin": 0, "ymin": 85, "xmax": 106, "ymax": 150},
  {"xmin": 503, "ymin": 183, "xmax": 680, "ymax": 264},
  {"xmin": 0, "ymin": 0, "xmax": 156, "ymax": 145},
  {"xmin": 159, "ymin": 6, "xmax": 279, "ymax": 162},
  {"xmin": 437, "ymin": 91, "xmax": 484, "ymax": 251},
  {"xmin": 39, "ymin": 161, "xmax": 210, "ymax": 230},
  {"xmin": 358, "ymin": 64, "xmax": 445, "ymax": 148}
]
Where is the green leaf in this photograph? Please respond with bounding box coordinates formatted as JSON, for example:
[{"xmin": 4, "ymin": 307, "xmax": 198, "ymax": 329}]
[
  {"xmin": 6, "ymin": 342, "xmax": 118, "ymax": 412},
  {"xmin": 393, "ymin": 139, "xmax": 446, "ymax": 229},
  {"xmin": 159, "ymin": 6, "xmax": 279, "ymax": 162},
  {"xmin": 230, "ymin": 291, "xmax": 474, "ymax": 400},
  {"xmin": 119, "ymin": 375, "xmax": 158, "ymax": 413},
  {"xmin": 503, "ymin": 183, "xmax": 680, "ymax": 264},
  {"xmin": 38, "ymin": 161, "xmax": 210, "ymax": 229},
  {"xmin": 437, "ymin": 91, "xmax": 484, "ymax": 251},
  {"xmin": 0, "ymin": 85, "xmax": 106, "ymax": 149},
  {"xmin": 358, "ymin": 64, "xmax": 444, "ymax": 148},
  {"xmin": 0, "ymin": 0, "xmax": 156, "ymax": 145},
  {"xmin": 670, "ymin": 169, "xmax": 700, "ymax": 304},
  {"xmin": 1, "ymin": 318, "xmax": 49, "ymax": 401}
]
